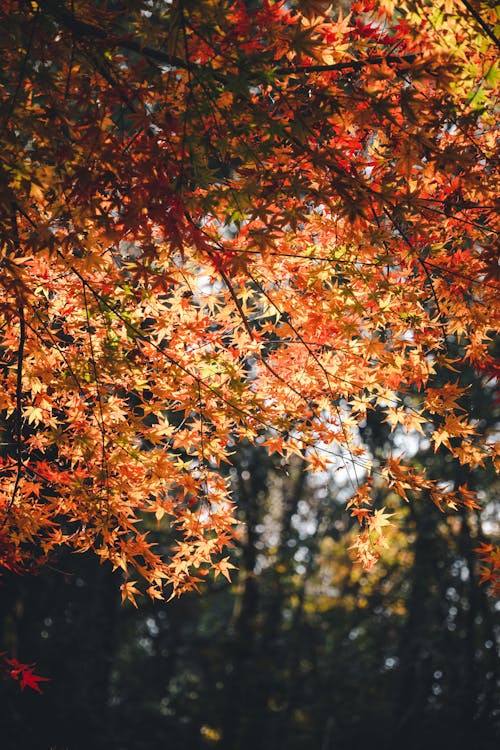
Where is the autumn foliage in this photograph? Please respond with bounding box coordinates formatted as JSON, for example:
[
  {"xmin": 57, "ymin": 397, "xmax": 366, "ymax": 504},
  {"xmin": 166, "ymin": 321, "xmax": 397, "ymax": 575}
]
[{"xmin": 0, "ymin": 0, "xmax": 498, "ymax": 614}]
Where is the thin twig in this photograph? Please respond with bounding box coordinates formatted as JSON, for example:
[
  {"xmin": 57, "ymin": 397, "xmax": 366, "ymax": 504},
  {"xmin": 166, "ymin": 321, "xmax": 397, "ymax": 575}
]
[
  {"xmin": 2, "ymin": 305, "xmax": 26, "ymax": 525},
  {"xmin": 461, "ymin": 0, "xmax": 500, "ymax": 52},
  {"xmin": 82, "ymin": 283, "xmax": 109, "ymax": 503}
]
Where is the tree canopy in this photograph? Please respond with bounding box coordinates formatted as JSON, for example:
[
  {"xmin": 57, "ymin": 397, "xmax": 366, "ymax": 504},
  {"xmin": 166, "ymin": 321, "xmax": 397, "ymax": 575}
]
[{"xmin": 0, "ymin": 0, "xmax": 498, "ymax": 604}]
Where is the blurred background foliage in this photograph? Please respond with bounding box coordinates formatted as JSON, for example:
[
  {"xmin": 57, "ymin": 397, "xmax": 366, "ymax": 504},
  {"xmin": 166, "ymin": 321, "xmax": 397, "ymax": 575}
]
[{"xmin": 0, "ymin": 358, "xmax": 498, "ymax": 750}]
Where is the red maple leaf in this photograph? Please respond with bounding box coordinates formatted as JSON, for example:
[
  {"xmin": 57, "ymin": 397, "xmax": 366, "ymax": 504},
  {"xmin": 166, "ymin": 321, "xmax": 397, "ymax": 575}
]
[
  {"xmin": 2, "ymin": 656, "xmax": 49, "ymax": 693},
  {"xmin": 19, "ymin": 666, "xmax": 50, "ymax": 693}
]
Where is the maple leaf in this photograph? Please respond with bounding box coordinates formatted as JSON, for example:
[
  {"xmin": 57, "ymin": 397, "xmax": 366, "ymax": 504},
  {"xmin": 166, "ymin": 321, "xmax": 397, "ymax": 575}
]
[
  {"xmin": 19, "ymin": 666, "xmax": 50, "ymax": 693},
  {"xmin": 120, "ymin": 580, "xmax": 141, "ymax": 607},
  {"xmin": 212, "ymin": 557, "xmax": 237, "ymax": 582},
  {"xmin": 432, "ymin": 427, "xmax": 451, "ymax": 452},
  {"xmin": 2, "ymin": 656, "xmax": 49, "ymax": 693},
  {"xmin": 350, "ymin": 507, "xmax": 372, "ymax": 523},
  {"xmin": 368, "ymin": 508, "xmax": 394, "ymax": 536}
]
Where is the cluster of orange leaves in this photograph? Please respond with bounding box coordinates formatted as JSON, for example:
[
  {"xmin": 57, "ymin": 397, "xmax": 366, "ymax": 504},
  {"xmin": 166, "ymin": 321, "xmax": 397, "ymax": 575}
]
[{"xmin": 0, "ymin": 0, "xmax": 498, "ymax": 603}]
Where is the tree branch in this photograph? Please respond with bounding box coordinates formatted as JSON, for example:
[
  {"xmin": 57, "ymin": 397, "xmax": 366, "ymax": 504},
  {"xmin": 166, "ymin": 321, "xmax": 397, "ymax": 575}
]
[
  {"xmin": 461, "ymin": 0, "xmax": 500, "ymax": 52},
  {"xmin": 41, "ymin": 3, "xmax": 419, "ymax": 80},
  {"xmin": 39, "ymin": 0, "xmax": 188, "ymax": 69},
  {"xmin": 275, "ymin": 54, "xmax": 418, "ymax": 75},
  {"xmin": 1, "ymin": 304, "xmax": 26, "ymax": 526}
]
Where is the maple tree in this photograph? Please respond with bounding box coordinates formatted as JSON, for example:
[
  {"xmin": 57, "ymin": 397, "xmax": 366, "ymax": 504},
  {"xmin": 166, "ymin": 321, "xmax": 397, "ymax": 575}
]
[{"xmin": 0, "ymin": 0, "xmax": 498, "ymax": 622}]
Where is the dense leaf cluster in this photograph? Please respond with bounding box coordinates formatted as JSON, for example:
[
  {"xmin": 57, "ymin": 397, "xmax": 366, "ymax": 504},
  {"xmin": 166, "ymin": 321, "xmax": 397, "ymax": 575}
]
[{"xmin": 0, "ymin": 1, "xmax": 498, "ymax": 596}]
